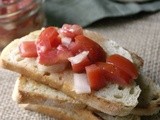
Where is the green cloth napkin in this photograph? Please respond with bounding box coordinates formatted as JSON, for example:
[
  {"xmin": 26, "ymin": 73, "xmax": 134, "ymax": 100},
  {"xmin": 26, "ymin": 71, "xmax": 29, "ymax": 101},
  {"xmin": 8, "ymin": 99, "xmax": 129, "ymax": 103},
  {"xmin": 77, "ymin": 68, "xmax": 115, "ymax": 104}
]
[{"xmin": 44, "ymin": 0, "xmax": 160, "ymax": 27}]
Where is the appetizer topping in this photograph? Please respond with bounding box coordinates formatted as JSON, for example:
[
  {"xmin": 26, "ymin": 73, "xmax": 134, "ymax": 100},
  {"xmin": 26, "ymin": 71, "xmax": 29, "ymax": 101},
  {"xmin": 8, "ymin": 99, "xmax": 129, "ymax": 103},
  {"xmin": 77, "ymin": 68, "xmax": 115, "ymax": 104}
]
[
  {"xmin": 73, "ymin": 73, "xmax": 91, "ymax": 94},
  {"xmin": 19, "ymin": 24, "xmax": 138, "ymax": 93},
  {"xmin": 73, "ymin": 35, "xmax": 106, "ymax": 63},
  {"xmin": 37, "ymin": 46, "xmax": 72, "ymax": 66},
  {"xmin": 86, "ymin": 64, "xmax": 107, "ymax": 90},
  {"xmin": 36, "ymin": 27, "xmax": 60, "ymax": 53},
  {"xmin": 61, "ymin": 37, "xmax": 72, "ymax": 47},
  {"xmin": 19, "ymin": 41, "xmax": 37, "ymax": 57},
  {"xmin": 59, "ymin": 24, "xmax": 83, "ymax": 39},
  {"xmin": 68, "ymin": 51, "xmax": 89, "ymax": 64},
  {"xmin": 96, "ymin": 62, "xmax": 132, "ymax": 86},
  {"xmin": 68, "ymin": 51, "xmax": 92, "ymax": 73},
  {"xmin": 106, "ymin": 54, "xmax": 138, "ymax": 79}
]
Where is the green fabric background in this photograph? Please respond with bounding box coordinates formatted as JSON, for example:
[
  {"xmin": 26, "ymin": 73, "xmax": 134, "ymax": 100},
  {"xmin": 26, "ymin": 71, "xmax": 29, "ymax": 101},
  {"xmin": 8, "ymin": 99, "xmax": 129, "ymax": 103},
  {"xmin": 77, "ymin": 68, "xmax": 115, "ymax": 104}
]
[{"xmin": 44, "ymin": 0, "xmax": 160, "ymax": 27}]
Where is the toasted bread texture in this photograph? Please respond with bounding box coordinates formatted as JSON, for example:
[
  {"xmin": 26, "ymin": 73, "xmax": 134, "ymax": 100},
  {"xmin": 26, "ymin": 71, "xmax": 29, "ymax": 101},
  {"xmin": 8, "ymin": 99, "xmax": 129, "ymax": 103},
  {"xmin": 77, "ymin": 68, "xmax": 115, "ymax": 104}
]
[
  {"xmin": 131, "ymin": 75, "xmax": 160, "ymax": 115},
  {"xmin": 20, "ymin": 104, "xmax": 100, "ymax": 120},
  {"xmin": 13, "ymin": 77, "xmax": 140, "ymax": 120},
  {"xmin": 1, "ymin": 29, "xmax": 143, "ymax": 116},
  {"xmin": 12, "ymin": 76, "xmax": 86, "ymax": 110},
  {"xmin": 14, "ymin": 75, "xmax": 160, "ymax": 116}
]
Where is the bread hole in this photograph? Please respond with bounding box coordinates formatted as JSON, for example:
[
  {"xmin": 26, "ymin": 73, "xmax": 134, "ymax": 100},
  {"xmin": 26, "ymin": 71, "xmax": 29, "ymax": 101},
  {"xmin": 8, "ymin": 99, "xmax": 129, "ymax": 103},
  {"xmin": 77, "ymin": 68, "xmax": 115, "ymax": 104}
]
[
  {"xmin": 16, "ymin": 57, "xmax": 24, "ymax": 62},
  {"xmin": 129, "ymin": 88, "xmax": 134, "ymax": 94},
  {"xmin": 114, "ymin": 94, "xmax": 123, "ymax": 99},
  {"xmin": 59, "ymin": 76, "xmax": 62, "ymax": 81},
  {"xmin": 33, "ymin": 65, "xmax": 38, "ymax": 69},
  {"xmin": 43, "ymin": 72, "xmax": 50, "ymax": 76},
  {"xmin": 151, "ymin": 94, "xmax": 159, "ymax": 101},
  {"xmin": 118, "ymin": 86, "xmax": 125, "ymax": 90}
]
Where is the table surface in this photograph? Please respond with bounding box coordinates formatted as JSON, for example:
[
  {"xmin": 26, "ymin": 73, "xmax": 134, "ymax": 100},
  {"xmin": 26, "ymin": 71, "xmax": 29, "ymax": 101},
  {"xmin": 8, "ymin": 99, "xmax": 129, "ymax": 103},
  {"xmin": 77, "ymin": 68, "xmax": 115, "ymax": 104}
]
[{"xmin": 0, "ymin": 12, "xmax": 160, "ymax": 120}]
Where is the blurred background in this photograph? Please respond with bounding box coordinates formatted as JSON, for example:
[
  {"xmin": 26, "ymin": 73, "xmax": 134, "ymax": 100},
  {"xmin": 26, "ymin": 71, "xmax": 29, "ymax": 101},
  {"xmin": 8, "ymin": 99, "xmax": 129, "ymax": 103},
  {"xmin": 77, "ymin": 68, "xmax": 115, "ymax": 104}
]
[{"xmin": 1, "ymin": 0, "xmax": 160, "ymax": 50}]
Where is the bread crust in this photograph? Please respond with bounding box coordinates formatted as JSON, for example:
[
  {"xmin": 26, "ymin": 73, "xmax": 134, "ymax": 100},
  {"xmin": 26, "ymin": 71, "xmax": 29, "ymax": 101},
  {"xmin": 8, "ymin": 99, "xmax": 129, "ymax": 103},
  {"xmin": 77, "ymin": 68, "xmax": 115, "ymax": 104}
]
[{"xmin": 21, "ymin": 104, "xmax": 99, "ymax": 120}]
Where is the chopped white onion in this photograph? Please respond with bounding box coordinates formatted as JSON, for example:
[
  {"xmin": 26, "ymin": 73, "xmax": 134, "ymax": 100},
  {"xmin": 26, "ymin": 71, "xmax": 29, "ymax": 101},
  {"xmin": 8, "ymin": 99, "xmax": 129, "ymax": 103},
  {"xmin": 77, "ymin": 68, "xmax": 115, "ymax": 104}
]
[
  {"xmin": 61, "ymin": 37, "xmax": 72, "ymax": 47},
  {"xmin": 73, "ymin": 73, "xmax": 91, "ymax": 94},
  {"xmin": 38, "ymin": 63, "xmax": 68, "ymax": 73},
  {"xmin": 68, "ymin": 51, "xmax": 89, "ymax": 64}
]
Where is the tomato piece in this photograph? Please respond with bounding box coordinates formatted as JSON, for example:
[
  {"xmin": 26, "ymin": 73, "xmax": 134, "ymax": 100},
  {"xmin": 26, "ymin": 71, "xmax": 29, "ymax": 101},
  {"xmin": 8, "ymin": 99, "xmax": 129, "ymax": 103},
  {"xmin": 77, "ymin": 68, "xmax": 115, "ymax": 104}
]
[
  {"xmin": 38, "ymin": 46, "xmax": 72, "ymax": 66},
  {"xmin": 106, "ymin": 54, "xmax": 138, "ymax": 79},
  {"xmin": 97, "ymin": 62, "xmax": 132, "ymax": 86},
  {"xmin": 68, "ymin": 42, "xmax": 82, "ymax": 55},
  {"xmin": 59, "ymin": 24, "xmax": 83, "ymax": 39},
  {"xmin": 19, "ymin": 41, "xmax": 37, "ymax": 57},
  {"xmin": 71, "ymin": 57, "xmax": 92, "ymax": 73},
  {"xmin": 36, "ymin": 38, "xmax": 51, "ymax": 54},
  {"xmin": 36, "ymin": 27, "xmax": 59, "ymax": 53},
  {"xmin": 86, "ymin": 64, "xmax": 107, "ymax": 90},
  {"xmin": 39, "ymin": 27, "xmax": 59, "ymax": 43},
  {"xmin": 38, "ymin": 49, "xmax": 58, "ymax": 65},
  {"xmin": 51, "ymin": 36, "xmax": 61, "ymax": 48},
  {"xmin": 56, "ymin": 45, "xmax": 73, "ymax": 63},
  {"xmin": 73, "ymin": 35, "xmax": 106, "ymax": 63}
]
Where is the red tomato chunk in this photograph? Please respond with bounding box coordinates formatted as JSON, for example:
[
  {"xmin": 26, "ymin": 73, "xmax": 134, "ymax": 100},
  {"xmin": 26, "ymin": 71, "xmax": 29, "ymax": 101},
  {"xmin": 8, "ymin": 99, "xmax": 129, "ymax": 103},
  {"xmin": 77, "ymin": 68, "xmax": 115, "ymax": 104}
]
[
  {"xmin": 71, "ymin": 35, "xmax": 107, "ymax": 63},
  {"xmin": 19, "ymin": 41, "xmax": 37, "ymax": 57},
  {"xmin": 86, "ymin": 64, "xmax": 107, "ymax": 90},
  {"xmin": 106, "ymin": 54, "xmax": 138, "ymax": 80},
  {"xmin": 37, "ymin": 27, "xmax": 60, "ymax": 53},
  {"xmin": 59, "ymin": 24, "xmax": 83, "ymax": 39},
  {"xmin": 38, "ymin": 46, "xmax": 72, "ymax": 66},
  {"xmin": 97, "ymin": 62, "xmax": 132, "ymax": 86},
  {"xmin": 71, "ymin": 57, "xmax": 92, "ymax": 73}
]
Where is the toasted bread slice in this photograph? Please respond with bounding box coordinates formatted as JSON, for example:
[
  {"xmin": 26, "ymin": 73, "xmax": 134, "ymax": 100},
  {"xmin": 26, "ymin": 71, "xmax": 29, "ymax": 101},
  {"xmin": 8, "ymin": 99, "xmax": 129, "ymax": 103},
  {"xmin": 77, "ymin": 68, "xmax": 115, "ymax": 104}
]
[
  {"xmin": 20, "ymin": 104, "xmax": 99, "ymax": 120},
  {"xmin": 14, "ymin": 75, "xmax": 160, "ymax": 116},
  {"xmin": 131, "ymin": 75, "xmax": 160, "ymax": 115},
  {"xmin": 13, "ymin": 77, "xmax": 140, "ymax": 120},
  {"xmin": 1, "ymin": 29, "xmax": 143, "ymax": 116},
  {"xmin": 12, "ymin": 76, "xmax": 86, "ymax": 110},
  {"xmin": 20, "ymin": 104, "xmax": 141, "ymax": 120}
]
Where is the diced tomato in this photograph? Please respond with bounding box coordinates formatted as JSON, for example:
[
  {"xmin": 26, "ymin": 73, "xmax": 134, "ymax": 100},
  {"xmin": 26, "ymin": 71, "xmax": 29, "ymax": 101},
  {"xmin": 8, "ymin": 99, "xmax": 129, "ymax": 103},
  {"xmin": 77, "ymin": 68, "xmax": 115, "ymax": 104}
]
[
  {"xmin": 36, "ymin": 27, "xmax": 60, "ymax": 53},
  {"xmin": 38, "ymin": 49, "xmax": 58, "ymax": 65},
  {"xmin": 97, "ymin": 62, "xmax": 132, "ymax": 86},
  {"xmin": 51, "ymin": 36, "xmax": 61, "ymax": 48},
  {"xmin": 56, "ymin": 45, "xmax": 73, "ymax": 63},
  {"xmin": 38, "ymin": 45, "xmax": 72, "ymax": 66},
  {"xmin": 71, "ymin": 57, "xmax": 92, "ymax": 73},
  {"xmin": 59, "ymin": 24, "xmax": 83, "ymax": 39},
  {"xmin": 72, "ymin": 35, "xmax": 106, "ymax": 63},
  {"xmin": 36, "ymin": 38, "xmax": 52, "ymax": 53},
  {"xmin": 86, "ymin": 64, "xmax": 107, "ymax": 90},
  {"xmin": 19, "ymin": 41, "xmax": 37, "ymax": 57},
  {"xmin": 106, "ymin": 54, "xmax": 138, "ymax": 79},
  {"xmin": 37, "ymin": 27, "xmax": 59, "ymax": 52},
  {"xmin": 68, "ymin": 42, "xmax": 82, "ymax": 55}
]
